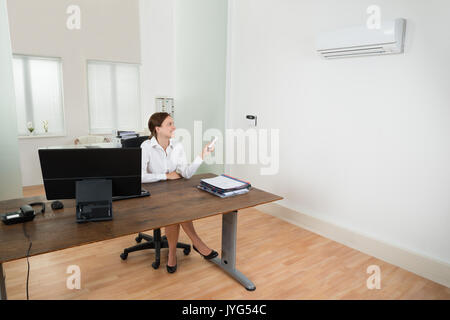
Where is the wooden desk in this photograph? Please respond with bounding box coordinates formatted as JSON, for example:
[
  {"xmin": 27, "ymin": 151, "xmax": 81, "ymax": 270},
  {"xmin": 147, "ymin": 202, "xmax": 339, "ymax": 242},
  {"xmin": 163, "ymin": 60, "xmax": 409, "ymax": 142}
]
[{"xmin": 0, "ymin": 173, "xmax": 282, "ymax": 299}]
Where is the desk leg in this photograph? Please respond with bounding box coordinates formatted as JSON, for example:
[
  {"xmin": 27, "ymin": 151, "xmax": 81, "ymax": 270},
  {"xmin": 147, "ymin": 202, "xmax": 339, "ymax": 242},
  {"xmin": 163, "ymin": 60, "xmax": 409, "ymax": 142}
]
[
  {"xmin": 0, "ymin": 263, "xmax": 6, "ymax": 300},
  {"xmin": 210, "ymin": 210, "xmax": 256, "ymax": 291}
]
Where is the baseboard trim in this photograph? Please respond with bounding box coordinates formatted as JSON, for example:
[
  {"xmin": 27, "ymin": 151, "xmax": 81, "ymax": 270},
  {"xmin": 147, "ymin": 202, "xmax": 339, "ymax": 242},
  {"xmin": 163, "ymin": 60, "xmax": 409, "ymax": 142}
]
[{"xmin": 256, "ymin": 202, "xmax": 450, "ymax": 288}]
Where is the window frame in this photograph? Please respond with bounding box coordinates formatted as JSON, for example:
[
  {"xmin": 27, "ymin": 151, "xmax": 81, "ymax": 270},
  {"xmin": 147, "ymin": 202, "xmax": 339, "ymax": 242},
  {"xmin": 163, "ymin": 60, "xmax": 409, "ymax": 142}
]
[
  {"xmin": 13, "ymin": 53, "xmax": 67, "ymax": 138},
  {"xmin": 86, "ymin": 59, "xmax": 142, "ymax": 135}
]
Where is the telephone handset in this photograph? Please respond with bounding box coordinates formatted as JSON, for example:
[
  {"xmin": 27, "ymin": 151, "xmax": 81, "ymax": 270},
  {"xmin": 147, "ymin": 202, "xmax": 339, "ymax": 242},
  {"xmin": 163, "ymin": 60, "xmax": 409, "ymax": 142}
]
[{"xmin": 1, "ymin": 203, "xmax": 45, "ymax": 225}]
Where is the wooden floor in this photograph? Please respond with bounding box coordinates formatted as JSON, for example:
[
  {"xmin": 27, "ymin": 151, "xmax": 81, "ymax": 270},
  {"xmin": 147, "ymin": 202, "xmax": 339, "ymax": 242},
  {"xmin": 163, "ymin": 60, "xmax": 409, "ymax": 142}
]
[{"xmin": 3, "ymin": 185, "xmax": 449, "ymax": 300}]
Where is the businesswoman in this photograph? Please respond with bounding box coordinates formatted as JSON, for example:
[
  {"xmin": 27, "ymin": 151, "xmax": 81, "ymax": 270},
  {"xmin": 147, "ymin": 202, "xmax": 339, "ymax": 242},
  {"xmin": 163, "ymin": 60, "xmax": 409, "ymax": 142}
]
[{"xmin": 141, "ymin": 112, "xmax": 218, "ymax": 273}]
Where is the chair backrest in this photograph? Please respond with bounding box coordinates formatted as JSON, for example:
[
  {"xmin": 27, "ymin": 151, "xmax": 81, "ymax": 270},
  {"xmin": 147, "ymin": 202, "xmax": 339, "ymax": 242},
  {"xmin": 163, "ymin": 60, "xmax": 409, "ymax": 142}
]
[{"xmin": 121, "ymin": 136, "xmax": 149, "ymax": 148}]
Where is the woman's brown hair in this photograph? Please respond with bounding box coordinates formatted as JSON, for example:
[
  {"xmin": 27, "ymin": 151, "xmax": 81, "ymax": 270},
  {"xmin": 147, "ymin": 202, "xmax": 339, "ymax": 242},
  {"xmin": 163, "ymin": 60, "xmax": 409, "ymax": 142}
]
[{"xmin": 148, "ymin": 112, "xmax": 171, "ymax": 140}]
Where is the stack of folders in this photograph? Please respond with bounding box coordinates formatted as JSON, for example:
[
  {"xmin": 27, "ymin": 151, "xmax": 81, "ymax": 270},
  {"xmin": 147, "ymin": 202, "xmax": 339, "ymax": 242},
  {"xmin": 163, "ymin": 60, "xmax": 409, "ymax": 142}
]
[
  {"xmin": 198, "ymin": 174, "xmax": 251, "ymax": 198},
  {"xmin": 117, "ymin": 130, "xmax": 138, "ymax": 140}
]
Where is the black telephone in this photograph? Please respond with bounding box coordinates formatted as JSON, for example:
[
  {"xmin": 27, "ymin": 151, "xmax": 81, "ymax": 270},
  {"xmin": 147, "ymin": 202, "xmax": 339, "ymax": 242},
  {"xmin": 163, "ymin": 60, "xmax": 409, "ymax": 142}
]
[{"xmin": 1, "ymin": 203, "xmax": 45, "ymax": 225}]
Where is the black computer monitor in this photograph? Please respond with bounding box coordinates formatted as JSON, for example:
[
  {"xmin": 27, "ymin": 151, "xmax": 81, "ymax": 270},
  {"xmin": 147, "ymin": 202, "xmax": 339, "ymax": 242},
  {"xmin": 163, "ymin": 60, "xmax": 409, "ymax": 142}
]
[{"xmin": 38, "ymin": 148, "xmax": 142, "ymax": 222}]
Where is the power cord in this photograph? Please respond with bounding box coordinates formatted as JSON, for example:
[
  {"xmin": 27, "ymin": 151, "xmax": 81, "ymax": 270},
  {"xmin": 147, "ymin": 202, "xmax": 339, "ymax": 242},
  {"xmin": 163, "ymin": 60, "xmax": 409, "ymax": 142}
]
[
  {"xmin": 22, "ymin": 223, "xmax": 32, "ymax": 300},
  {"xmin": 20, "ymin": 202, "xmax": 46, "ymax": 300}
]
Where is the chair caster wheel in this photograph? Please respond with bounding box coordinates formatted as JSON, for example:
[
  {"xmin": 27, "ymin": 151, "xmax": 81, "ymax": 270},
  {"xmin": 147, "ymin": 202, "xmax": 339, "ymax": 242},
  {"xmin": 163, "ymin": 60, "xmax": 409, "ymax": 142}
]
[
  {"xmin": 135, "ymin": 236, "xmax": 142, "ymax": 243},
  {"xmin": 120, "ymin": 252, "xmax": 128, "ymax": 260},
  {"xmin": 183, "ymin": 247, "xmax": 191, "ymax": 255},
  {"xmin": 152, "ymin": 261, "xmax": 160, "ymax": 269}
]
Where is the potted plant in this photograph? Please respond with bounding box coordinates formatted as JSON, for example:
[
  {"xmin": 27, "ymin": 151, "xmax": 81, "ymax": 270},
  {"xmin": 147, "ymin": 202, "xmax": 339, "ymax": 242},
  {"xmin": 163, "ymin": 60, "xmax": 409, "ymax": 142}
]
[
  {"xmin": 43, "ymin": 120, "xmax": 49, "ymax": 133},
  {"xmin": 27, "ymin": 122, "xmax": 35, "ymax": 135}
]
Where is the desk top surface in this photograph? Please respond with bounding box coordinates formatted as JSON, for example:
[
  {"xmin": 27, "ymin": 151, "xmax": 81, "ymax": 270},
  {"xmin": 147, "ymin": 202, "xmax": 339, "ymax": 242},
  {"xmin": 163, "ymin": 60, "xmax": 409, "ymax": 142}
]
[{"xmin": 0, "ymin": 173, "xmax": 282, "ymax": 263}]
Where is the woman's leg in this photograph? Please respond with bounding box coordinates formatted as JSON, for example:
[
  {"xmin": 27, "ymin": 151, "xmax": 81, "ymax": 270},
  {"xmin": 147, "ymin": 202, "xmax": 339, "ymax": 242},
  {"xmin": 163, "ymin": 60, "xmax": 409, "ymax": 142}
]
[
  {"xmin": 165, "ymin": 224, "xmax": 180, "ymax": 266},
  {"xmin": 180, "ymin": 221, "xmax": 213, "ymax": 256}
]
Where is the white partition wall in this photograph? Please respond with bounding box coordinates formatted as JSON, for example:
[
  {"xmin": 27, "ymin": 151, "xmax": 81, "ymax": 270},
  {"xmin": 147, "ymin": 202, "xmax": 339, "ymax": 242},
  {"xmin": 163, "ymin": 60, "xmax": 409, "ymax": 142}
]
[
  {"xmin": 139, "ymin": 0, "xmax": 175, "ymax": 130},
  {"xmin": 174, "ymin": 0, "xmax": 228, "ymax": 174},
  {"xmin": 0, "ymin": 0, "xmax": 23, "ymax": 200}
]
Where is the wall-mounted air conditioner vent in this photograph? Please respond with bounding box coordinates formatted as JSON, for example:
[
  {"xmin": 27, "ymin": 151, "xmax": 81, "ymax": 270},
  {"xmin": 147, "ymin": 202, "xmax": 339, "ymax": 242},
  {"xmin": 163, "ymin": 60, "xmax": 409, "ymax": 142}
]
[{"xmin": 316, "ymin": 19, "xmax": 406, "ymax": 59}]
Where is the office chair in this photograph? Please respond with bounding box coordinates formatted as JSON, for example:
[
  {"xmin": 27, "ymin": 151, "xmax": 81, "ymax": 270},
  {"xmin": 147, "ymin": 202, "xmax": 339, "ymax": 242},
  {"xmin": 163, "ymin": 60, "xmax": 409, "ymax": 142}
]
[
  {"xmin": 119, "ymin": 135, "xmax": 191, "ymax": 269},
  {"xmin": 120, "ymin": 135, "xmax": 149, "ymax": 148}
]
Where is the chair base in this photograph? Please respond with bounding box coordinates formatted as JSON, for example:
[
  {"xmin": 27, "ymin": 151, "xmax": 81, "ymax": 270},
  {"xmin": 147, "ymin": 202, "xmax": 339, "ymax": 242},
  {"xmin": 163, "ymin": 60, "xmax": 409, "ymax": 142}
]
[{"xmin": 120, "ymin": 228, "xmax": 191, "ymax": 269}]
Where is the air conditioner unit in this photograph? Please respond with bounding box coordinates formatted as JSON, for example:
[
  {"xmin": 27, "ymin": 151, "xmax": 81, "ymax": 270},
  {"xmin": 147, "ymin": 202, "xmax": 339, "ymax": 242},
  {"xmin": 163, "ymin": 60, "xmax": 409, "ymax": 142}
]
[{"xmin": 316, "ymin": 19, "xmax": 406, "ymax": 59}]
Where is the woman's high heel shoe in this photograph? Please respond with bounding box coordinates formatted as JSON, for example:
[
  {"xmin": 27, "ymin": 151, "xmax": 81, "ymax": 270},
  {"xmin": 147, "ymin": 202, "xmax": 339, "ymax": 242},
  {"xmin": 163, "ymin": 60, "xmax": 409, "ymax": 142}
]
[
  {"xmin": 193, "ymin": 246, "xmax": 218, "ymax": 260},
  {"xmin": 166, "ymin": 263, "xmax": 177, "ymax": 273},
  {"xmin": 167, "ymin": 257, "xmax": 177, "ymax": 273}
]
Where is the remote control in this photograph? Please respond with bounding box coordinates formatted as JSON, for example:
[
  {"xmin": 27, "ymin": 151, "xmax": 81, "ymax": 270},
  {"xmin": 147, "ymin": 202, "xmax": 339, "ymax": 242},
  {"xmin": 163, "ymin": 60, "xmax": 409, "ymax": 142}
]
[{"xmin": 207, "ymin": 136, "xmax": 218, "ymax": 151}]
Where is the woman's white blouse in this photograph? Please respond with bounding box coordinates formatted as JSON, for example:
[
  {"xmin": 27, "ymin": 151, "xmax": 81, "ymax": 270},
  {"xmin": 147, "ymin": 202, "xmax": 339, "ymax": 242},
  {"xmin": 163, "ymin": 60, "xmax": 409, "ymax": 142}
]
[{"xmin": 141, "ymin": 137, "xmax": 203, "ymax": 183}]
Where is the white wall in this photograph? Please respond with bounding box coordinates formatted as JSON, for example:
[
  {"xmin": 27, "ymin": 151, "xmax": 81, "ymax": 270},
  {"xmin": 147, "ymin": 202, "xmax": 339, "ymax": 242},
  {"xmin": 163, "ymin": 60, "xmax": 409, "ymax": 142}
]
[
  {"xmin": 139, "ymin": 0, "xmax": 175, "ymax": 129},
  {"xmin": 0, "ymin": 0, "xmax": 22, "ymax": 201},
  {"xmin": 139, "ymin": 0, "xmax": 228, "ymax": 174},
  {"xmin": 228, "ymin": 0, "xmax": 450, "ymax": 265},
  {"xmin": 7, "ymin": 0, "xmax": 141, "ymax": 186},
  {"xmin": 174, "ymin": 0, "xmax": 227, "ymax": 173}
]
